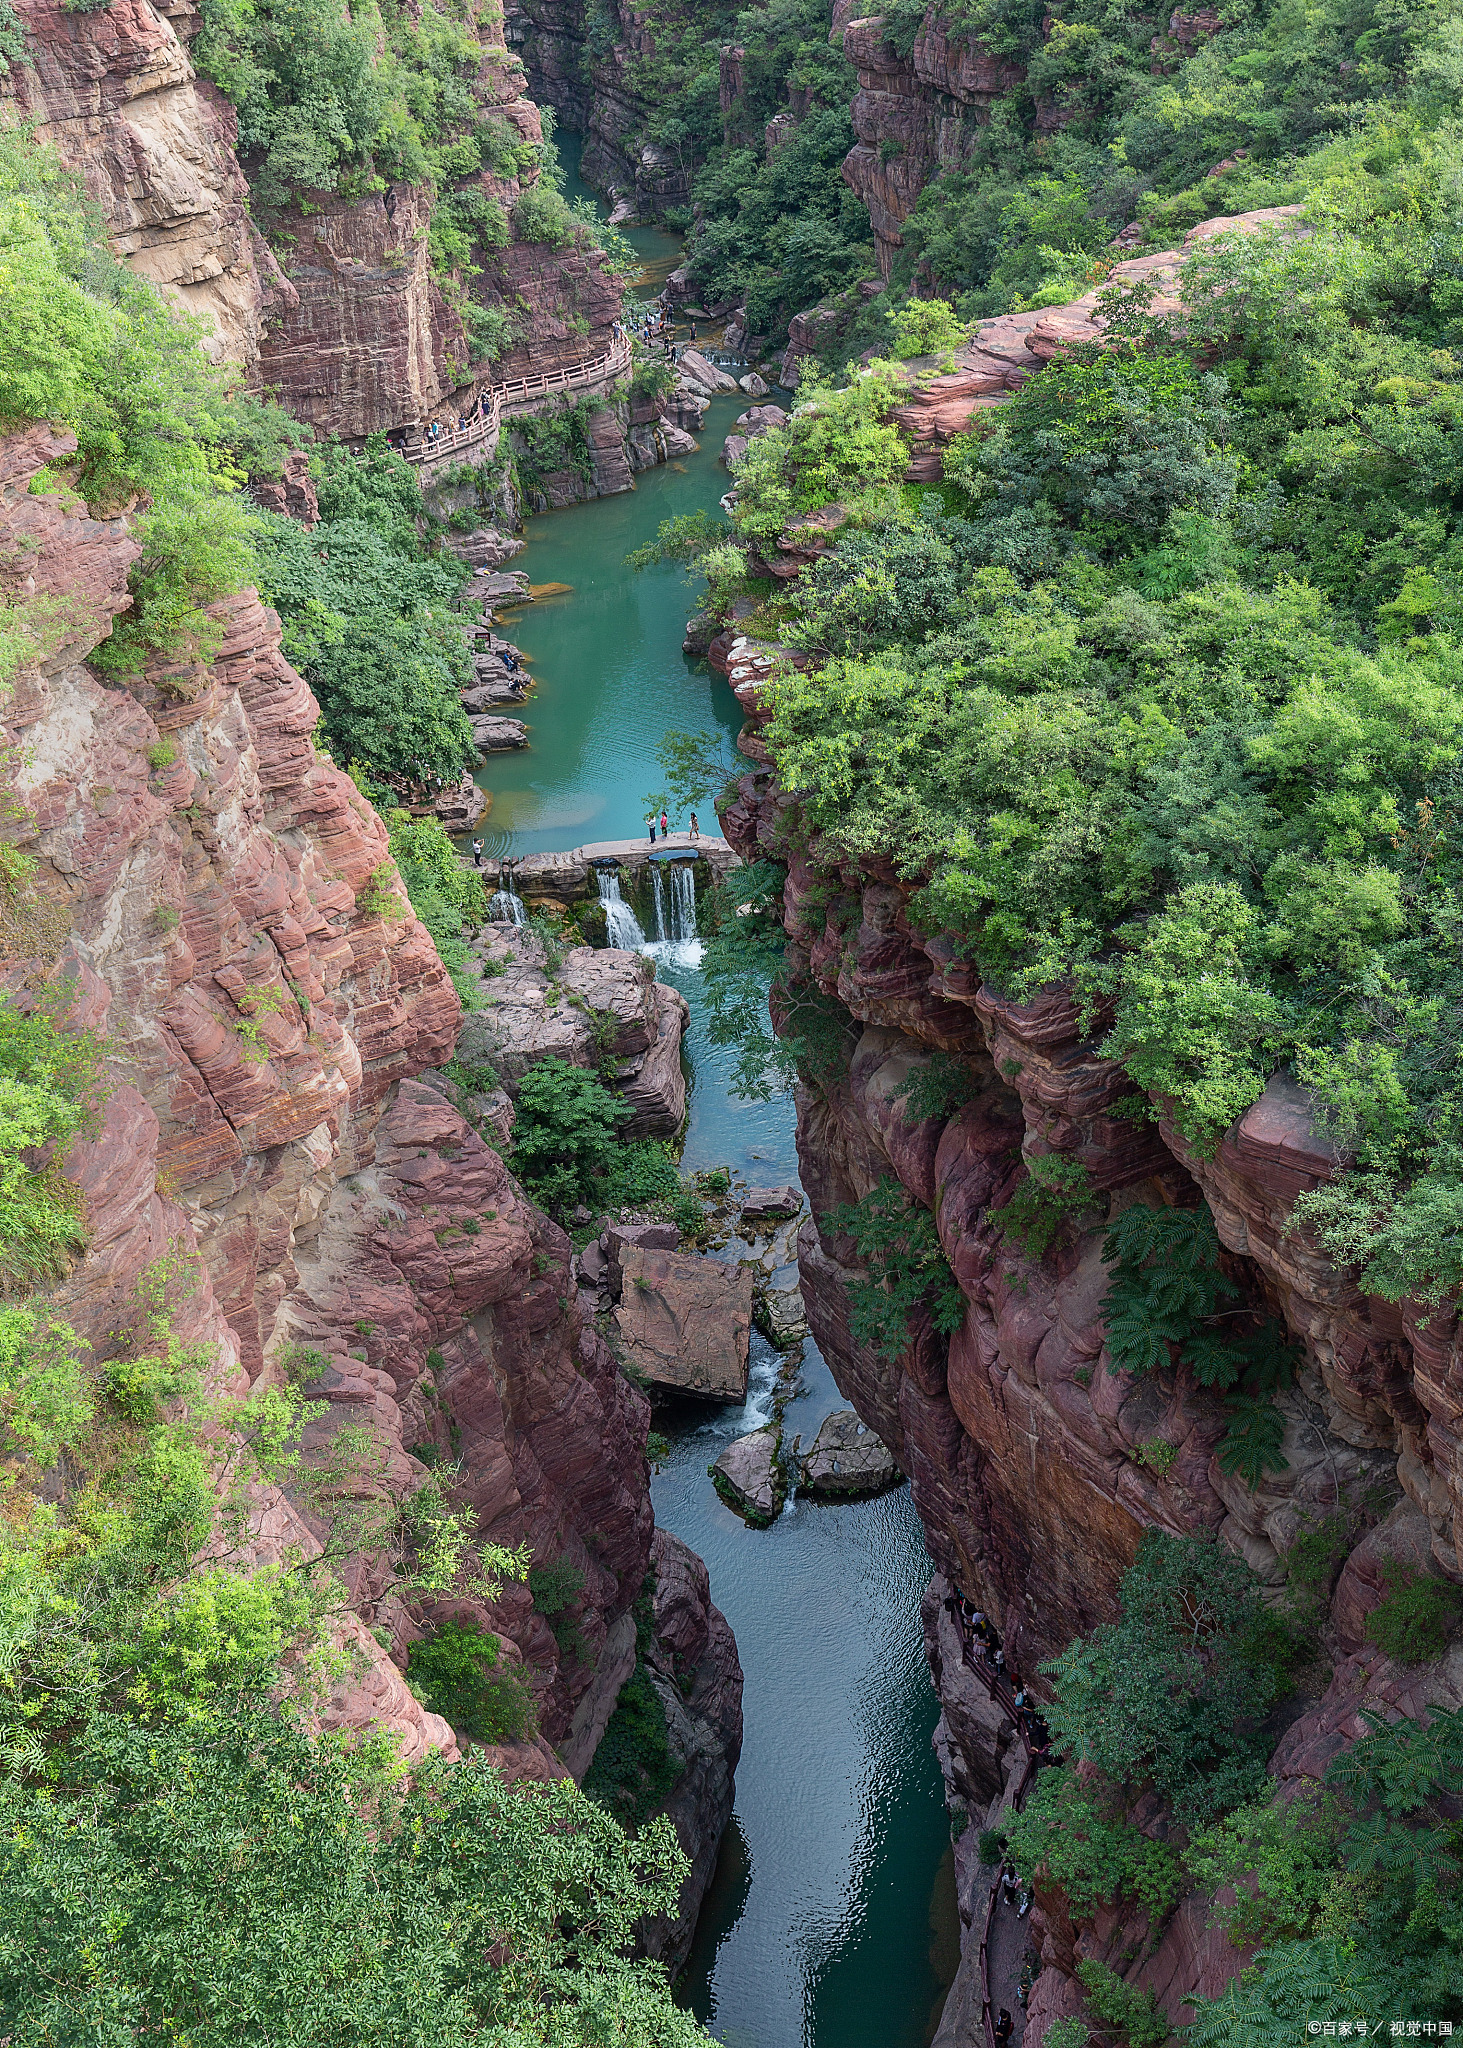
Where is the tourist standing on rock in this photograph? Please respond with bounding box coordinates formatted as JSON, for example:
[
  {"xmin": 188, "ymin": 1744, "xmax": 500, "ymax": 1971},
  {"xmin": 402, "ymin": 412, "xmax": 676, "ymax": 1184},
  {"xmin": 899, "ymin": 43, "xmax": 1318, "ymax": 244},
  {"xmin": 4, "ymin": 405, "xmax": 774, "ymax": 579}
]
[
  {"xmin": 660, "ymin": 809, "xmax": 669, "ymax": 836},
  {"xmin": 994, "ymin": 2009, "xmax": 1014, "ymax": 2047},
  {"xmin": 471, "ymin": 838, "xmax": 484, "ymax": 867},
  {"xmin": 689, "ymin": 810, "xmax": 699, "ymax": 839},
  {"xmin": 647, "ymin": 815, "xmax": 657, "ymax": 844}
]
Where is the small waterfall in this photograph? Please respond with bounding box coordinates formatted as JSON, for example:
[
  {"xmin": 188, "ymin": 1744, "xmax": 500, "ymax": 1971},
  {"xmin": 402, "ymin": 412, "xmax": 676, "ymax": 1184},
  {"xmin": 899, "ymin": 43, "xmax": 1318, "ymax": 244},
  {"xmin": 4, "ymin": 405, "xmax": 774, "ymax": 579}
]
[
  {"xmin": 597, "ymin": 869, "xmax": 646, "ymax": 949},
  {"xmin": 645, "ymin": 860, "xmax": 702, "ymax": 968},
  {"xmin": 488, "ymin": 888, "xmax": 527, "ymax": 926}
]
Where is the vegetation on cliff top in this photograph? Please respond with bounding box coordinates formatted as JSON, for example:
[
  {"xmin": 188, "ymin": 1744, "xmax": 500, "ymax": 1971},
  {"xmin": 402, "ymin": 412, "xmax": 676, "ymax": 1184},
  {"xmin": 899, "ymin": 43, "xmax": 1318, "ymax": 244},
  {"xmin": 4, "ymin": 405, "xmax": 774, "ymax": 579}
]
[
  {"xmin": 884, "ymin": 0, "xmax": 1459, "ymax": 319},
  {"xmin": 699, "ymin": 116, "xmax": 1463, "ymax": 1305}
]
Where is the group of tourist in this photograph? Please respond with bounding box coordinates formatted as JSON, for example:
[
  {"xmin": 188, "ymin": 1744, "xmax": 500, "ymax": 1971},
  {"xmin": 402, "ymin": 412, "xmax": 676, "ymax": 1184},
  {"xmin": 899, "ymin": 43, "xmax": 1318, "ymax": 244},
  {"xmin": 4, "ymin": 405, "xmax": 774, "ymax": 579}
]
[
  {"xmin": 646, "ymin": 810, "xmax": 700, "ymax": 843},
  {"xmin": 943, "ymin": 1587, "xmax": 1062, "ymax": 2048},
  {"xmin": 948, "ymin": 1593, "xmax": 1053, "ymax": 1756},
  {"xmin": 408, "ymin": 389, "xmax": 495, "ymax": 449}
]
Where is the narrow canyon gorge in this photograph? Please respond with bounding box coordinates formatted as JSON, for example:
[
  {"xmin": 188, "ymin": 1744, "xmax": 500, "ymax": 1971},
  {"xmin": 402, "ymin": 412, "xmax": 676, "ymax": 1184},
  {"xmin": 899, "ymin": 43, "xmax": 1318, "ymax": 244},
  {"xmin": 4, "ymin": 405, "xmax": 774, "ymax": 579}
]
[{"xmin": 2, "ymin": 0, "xmax": 1462, "ymax": 2041}]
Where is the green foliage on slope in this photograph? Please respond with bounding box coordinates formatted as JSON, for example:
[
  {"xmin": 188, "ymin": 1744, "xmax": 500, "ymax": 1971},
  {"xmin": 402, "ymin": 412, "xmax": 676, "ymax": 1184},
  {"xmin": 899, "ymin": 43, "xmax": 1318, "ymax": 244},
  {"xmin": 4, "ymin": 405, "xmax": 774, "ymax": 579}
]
[
  {"xmin": 739, "ymin": 168, "xmax": 1463, "ymax": 1297},
  {"xmin": 252, "ymin": 440, "xmax": 477, "ymax": 785}
]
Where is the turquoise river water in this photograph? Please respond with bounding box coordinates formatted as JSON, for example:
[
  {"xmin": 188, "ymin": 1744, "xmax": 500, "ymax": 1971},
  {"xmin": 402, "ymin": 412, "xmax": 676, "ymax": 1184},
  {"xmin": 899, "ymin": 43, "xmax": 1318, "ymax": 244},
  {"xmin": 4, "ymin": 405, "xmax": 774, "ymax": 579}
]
[{"xmin": 473, "ymin": 155, "xmax": 958, "ymax": 2048}]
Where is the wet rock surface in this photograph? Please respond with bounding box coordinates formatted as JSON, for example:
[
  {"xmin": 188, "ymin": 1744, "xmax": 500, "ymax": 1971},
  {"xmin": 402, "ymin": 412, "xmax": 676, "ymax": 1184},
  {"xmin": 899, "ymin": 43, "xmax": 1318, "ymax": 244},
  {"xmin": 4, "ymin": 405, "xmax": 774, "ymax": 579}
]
[
  {"xmin": 798, "ymin": 1409, "xmax": 901, "ymax": 1498},
  {"xmin": 454, "ymin": 926, "xmax": 688, "ymax": 1138},
  {"xmin": 638, "ymin": 1529, "xmax": 745, "ymax": 1969},
  {"xmin": 711, "ymin": 1425, "xmax": 785, "ymax": 1526}
]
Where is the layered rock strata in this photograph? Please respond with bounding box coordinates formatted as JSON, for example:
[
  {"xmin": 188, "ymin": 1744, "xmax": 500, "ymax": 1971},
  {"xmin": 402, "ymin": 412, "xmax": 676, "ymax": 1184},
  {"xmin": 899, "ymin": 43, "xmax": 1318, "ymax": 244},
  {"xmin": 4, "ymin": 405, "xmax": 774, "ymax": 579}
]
[
  {"xmin": 0, "ymin": 422, "xmax": 738, "ymax": 1847},
  {"xmin": 837, "ymin": 5, "xmax": 1022, "ymax": 274},
  {"xmin": 722, "ymin": 735, "xmax": 1463, "ymax": 2031},
  {"xmin": 5, "ymin": 0, "xmax": 275, "ymax": 364},
  {"xmin": 5, "ymin": 0, "xmax": 626, "ymax": 433}
]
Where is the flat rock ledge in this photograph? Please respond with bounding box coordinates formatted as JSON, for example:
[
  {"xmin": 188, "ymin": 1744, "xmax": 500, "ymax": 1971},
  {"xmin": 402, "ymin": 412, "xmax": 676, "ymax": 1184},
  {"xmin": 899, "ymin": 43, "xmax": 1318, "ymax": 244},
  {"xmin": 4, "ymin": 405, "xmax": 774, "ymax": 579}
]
[
  {"xmin": 614, "ymin": 1245, "xmax": 752, "ymax": 1400},
  {"xmin": 710, "ymin": 1426, "xmax": 785, "ymax": 1527},
  {"xmin": 798, "ymin": 1410, "xmax": 902, "ymax": 1500}
]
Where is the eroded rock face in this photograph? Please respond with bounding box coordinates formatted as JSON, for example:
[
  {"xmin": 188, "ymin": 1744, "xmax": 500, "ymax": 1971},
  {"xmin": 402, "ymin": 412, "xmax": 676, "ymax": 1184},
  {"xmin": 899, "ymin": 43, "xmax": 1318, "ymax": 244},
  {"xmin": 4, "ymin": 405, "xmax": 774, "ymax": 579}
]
[
  {"xmin": 724, "ymin": 757, "xmax": 1463, "ymax": 2029},
  {"xmin": 455, "ymin": 926, "xmax": 689, "ymax": 1139},
  {"xmin": 837, "ymin": 7, "xmax": 1023, "ymax": 274},
  {"xmin": 0, "ymin": 424, "xmax": 664, "ymax": 1780},
  {"xmin": 641, "ymin": 1528, "xmax": 745, "ymax": 1969},
  {"xmin": 6, "ymin": 0, "xmax": 273, "ymax": 364}
]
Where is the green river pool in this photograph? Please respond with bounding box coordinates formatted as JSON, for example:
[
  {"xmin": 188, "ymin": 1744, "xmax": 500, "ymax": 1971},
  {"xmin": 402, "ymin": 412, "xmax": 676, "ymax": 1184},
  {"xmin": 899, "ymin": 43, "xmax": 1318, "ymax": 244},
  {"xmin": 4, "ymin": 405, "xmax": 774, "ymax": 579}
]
[{"xmin": 470, "ymin": 158, "xmax": 959, "ymax": 2048}]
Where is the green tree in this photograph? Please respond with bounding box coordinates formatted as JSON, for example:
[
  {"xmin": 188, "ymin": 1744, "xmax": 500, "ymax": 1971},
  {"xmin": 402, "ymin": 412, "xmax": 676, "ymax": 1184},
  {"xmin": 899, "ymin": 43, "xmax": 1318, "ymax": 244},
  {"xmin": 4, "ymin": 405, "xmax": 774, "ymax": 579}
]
[
  {"xmin": 1041, "ymin": 1531, "xmax": 1282, "ymax": 1821},
  {"xmin": 0, "ymin": 1708, "xmax": 711, "ymax": 2046}
]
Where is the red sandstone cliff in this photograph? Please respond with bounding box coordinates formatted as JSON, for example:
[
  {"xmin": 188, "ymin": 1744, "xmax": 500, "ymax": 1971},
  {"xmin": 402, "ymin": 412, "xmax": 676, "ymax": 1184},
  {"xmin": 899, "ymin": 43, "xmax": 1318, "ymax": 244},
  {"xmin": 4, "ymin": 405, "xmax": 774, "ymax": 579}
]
[
  {"xmin": 0, "ymin": 419, "xmax": 739, "ymax": 1884},
  {"xmin": 722, "ymin": 740, "xmax": 1463, "ymax": 2037},
  {"xmin": 4, "ymin": 0, "xmax": 625, "ymax": 433}
]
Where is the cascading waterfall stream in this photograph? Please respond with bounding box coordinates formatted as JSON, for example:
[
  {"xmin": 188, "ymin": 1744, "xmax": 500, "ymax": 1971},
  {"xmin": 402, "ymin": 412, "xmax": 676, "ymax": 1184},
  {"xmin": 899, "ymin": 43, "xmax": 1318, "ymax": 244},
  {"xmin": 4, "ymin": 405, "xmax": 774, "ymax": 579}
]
[
  {"xmin": 646, "ymin": 860, "xmax": 701, "ymax": 967},
  {"xmin": 597, "ymin": 869, "xmax": 647, "ymax": 949},
  {"xmin": 489, "ymin": 863, "xmax": 528, "ymax": 925},
  {"xmin": 488, "ymin": 889, "xmax": 527, "ymax": 926}
]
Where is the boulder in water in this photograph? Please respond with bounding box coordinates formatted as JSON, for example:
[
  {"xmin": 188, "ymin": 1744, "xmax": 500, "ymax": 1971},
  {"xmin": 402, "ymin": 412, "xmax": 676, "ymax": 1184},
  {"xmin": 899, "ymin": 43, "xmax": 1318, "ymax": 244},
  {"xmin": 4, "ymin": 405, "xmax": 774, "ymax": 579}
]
[
  {"xmin": 754, "ymin": 1280, "xmax": 807, "ymax": 1349},
  {"xmin": 710, "ymin": 1426, "xmax": 784, "ymax": 1526},
  {"xmin": 614, "ymin": 1246, "xmax": 752, "ymax": 1400},
  {"xmin": 798, "ymin": 1410, "xmax": 901, "ymax": 1499},
  {"xmin": 740, "ymin": 1185, "xmax": 802, "ymax": 1228},
  {"xmin": 679, "ymin": 347, "xmax": 740, "ymax": 393},
  {"xmin": 738, "ymin": 371, "xmax": 769, "ymax": 397},
  {"xmin": 469, "ymin": 714, "xmax": 529, "ymax": 752}
]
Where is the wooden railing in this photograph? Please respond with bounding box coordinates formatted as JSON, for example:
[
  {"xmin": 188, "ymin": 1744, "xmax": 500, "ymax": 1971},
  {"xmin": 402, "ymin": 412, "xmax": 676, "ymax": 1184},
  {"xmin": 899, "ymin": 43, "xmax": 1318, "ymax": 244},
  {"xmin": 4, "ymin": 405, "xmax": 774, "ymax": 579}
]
[{"xmin": 403, "ymin": 334, "xmax": 635, "ymax": 469}]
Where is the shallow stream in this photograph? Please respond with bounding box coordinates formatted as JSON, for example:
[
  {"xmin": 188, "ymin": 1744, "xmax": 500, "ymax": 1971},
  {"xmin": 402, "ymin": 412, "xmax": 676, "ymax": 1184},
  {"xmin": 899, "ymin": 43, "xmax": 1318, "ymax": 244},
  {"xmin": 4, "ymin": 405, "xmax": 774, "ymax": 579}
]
[{"xmin": 472, "ymin": 156, "xmax": 958, "ymax": 2047}]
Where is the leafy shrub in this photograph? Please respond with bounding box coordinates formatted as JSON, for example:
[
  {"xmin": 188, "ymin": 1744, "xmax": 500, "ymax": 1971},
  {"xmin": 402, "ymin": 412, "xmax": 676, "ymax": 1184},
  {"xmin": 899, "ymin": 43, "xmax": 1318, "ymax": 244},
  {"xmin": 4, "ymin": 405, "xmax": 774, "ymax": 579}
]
[
  {"xmin": 729, "ymin": 364, "xmax": 910, "ymax": 552},
  {"xmin": 1362, "ymin": 1563, "xmax": 1463, "ymax": 1665},
  {"xmin": 889, "ymin": 297, "xmax": 969, "ymax": 362},
  {"xmin": 529, "ymin": 1556, "xmax": 587, "ymax": 1658},
  {"xmin": 0, "ymin": 985, "xmax": 104, "ymax": 1296},
  {"xmin": 383, "ymin": 808, "xmax": 487, "ymax": 1004},
  {"xmin": 1075, "ymin": 1960, "xmax": 1170, "ymax": 2048},
  {"xmin": 825, "ymin": 1175, "xmax": 966, "ymax": 1361},
  {"xmin": 1099, "ymin": 1203, "xmax": 1297, "ymax": 1486},
  {"xmin": 513, "ymin": 183, "xmax": 576, "ymax": 248},
  {"xmin": 991, "ymin": 1153, "xmax": 1095, "ymax": 1260},
  {"xmin": 252, "ymin": 487, "xmax": 475, "ymax": 785},
  {"xmin": 510, "ymin": 1056, "xmax": 633, "ymax": 1211},
  {"xmin": 406, "ymin": 1619, "xmax": 533, "ymax": 1744},
  {"xmin": 892, "ymin": 1050, "xmax": 984, "ymax": 1124},
  {"xmin": 1003, "ymin": 1773, "xmax": 1182, "ymax": 1922},
  {"xmin": 1185, "ymin": 1787, "xmax": 1346, "ymax": 1945},
  {"xmin": 1041, "ymin": 1531, "xmax": 1283, "ymax": 1823},
  {"xmin": 582, "ymin": 1661, "xmax": 684, "ymax": 1831}
]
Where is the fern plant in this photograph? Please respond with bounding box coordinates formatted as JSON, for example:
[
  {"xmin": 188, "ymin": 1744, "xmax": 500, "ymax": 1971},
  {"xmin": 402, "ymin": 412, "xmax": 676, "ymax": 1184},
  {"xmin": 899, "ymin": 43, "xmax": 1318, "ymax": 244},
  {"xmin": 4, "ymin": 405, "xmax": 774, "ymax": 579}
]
[
  {"xmin": 1100, "ymin": 1203, "xmax": 1299, "ymax": 1486},
  {"xmin": 825, "ymin": 1176, "xmax": 966, "ymax": 1362}
]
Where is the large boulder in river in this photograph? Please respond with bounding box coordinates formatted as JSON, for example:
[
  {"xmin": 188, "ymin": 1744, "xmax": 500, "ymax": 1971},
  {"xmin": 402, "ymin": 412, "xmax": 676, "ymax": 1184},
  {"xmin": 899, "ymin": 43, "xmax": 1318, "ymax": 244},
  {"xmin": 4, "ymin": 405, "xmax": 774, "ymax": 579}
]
[
  {"xmin": 679, "ymin": 346, "xmax": 739, "ymax": 393},
  {"xmin": 711, "ymin": 1426, "xmax": 784, "ymax": 1526},
  {"xmin": 722, "ymin": 402, "xmax": 788, "ymax": 468},
  {"xmin": 798, "ymin": 1410, "xmax": 901, "ymax": 1499},
  {"xmin": 469, "ymin": 714, "xmax": 528, "ymax": 752},
  {"xmin": 615, "ymin": 1246, "xmax": 752, "ymax": 1399},
  {"xmin": 740, "ymin": 1185, "xmax": 802, "ymax": 1228}
]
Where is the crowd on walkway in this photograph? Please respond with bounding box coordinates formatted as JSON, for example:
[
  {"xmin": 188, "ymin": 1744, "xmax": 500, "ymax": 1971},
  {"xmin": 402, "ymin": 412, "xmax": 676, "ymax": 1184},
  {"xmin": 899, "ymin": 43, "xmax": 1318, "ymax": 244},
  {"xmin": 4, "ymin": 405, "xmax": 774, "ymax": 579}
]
[{"xmin": 943, "ymin": 1588, "xmax": 1059, "ymax": 2048}]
